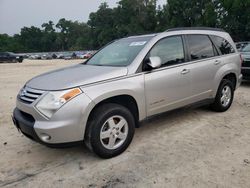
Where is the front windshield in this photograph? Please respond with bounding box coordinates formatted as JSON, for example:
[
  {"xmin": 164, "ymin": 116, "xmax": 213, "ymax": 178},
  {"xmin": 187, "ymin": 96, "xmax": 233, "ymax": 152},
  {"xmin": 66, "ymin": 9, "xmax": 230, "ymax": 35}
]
[
  {"xmin": 86, "ymin": 36, "xmax": 153, "ymax": 67},
  {"xmin": 242, "ymin": 44, "xmax": 250, "ymax": 52}
]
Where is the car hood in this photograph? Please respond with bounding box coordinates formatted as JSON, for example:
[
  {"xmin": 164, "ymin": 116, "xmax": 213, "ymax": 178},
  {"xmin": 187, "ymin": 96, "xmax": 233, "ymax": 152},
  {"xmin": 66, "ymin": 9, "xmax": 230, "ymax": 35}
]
[{"xmin": 26, "ymin": 64, "xmax": 128, "ymax": 90}]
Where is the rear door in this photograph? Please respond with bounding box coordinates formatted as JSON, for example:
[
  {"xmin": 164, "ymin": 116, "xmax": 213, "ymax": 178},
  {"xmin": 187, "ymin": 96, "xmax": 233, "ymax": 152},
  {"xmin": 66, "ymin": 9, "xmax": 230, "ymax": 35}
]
[{"xmin": 184, "ymin": 34, "xmax": 220, "ymax": 102}]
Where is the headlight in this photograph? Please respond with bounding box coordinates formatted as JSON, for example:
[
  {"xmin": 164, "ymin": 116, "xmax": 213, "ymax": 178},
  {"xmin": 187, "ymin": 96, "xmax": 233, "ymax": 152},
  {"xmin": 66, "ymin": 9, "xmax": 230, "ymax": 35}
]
[{"xmin": 35, "ymin": 88, "xmax": 82, "ymax": 119}]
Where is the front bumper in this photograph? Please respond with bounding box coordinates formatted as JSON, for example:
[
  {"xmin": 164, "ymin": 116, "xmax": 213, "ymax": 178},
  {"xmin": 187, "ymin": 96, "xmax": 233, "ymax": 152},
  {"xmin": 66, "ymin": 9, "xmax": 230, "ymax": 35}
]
[
  {"xmin": 12, "ymin": 108, "xmax": 82, "ymax": 147},
  {"xmin": 12, "ymin": 108, "xmax": 39, "ymax": 140},
  {"xmin": 13, "ymin": 91, "xmax": 95, "ymax": 146}
]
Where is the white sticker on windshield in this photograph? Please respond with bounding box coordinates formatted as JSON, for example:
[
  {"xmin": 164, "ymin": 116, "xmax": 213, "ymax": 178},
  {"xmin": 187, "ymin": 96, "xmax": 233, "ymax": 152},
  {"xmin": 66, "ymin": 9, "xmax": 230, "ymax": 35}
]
[{"xmin": 129, "ymin": 41, "xmax": 147, "ymax": 46}]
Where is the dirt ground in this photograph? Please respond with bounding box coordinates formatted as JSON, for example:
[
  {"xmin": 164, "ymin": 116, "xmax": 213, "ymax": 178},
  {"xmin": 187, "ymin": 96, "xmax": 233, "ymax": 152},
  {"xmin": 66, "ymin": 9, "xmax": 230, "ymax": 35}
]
[{"xmin": 0, "ymin": 59, "xmax": 250, "ymax": 188}]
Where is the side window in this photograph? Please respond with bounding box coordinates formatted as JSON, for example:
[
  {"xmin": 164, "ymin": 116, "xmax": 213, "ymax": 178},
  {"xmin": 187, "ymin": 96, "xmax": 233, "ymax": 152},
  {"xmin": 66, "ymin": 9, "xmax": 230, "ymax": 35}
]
[
  {"xmin": 187, "ymin": 35, "xmax": 215, "ymax": 60},
  {"xmin": 149, "ymin": 36, "xmax": 185, "ymax": 67},
  {"xmin": 211, "ymin": 35, "xmax": 235, "ymax": 55}
]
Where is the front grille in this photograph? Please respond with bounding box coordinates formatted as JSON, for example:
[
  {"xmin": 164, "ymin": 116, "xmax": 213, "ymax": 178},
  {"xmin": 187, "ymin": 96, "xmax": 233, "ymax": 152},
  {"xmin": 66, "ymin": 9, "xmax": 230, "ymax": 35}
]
[{"xmin": 19, "ymin": 87, "xmax": 44, "ymax": 104}]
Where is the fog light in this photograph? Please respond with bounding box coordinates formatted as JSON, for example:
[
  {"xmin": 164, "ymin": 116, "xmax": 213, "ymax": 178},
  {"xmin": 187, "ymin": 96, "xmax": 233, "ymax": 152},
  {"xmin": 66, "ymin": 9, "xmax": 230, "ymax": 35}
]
[{"xmin": 40, "ymin": 133, "xmax": 51, "ymax": 141}]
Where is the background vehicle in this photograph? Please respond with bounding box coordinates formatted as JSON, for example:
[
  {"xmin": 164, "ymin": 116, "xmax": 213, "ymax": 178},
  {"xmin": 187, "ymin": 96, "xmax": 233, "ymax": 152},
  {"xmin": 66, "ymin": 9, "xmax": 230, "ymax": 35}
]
[
  {"xmin": 236, "ymin": 42, "xmax": 250, "ymax": 51},
  {"xmin": 76, "ymin": 52, "xmax": 87, "ymax": 59},
  {"xmin": 41, "ymin": 54, "xmax": 53, "ymax": 60},
  {"xmin": 82, "ymin": 52, "xmax": 93, "ymax": 59},
  {"xmin": 29, "ymin": 54, "xmax": 41, "ymax": 60},
  {"xmin": 0, "ymin": 52, "xmax": 23, "ymax": 63},
  {"xmin": 63, "ymin": 52, "xmax": 75, "ymax": 60},
  {"xmin": 18, "ymin": 53, "xmax": 29, "ymax": 59},
  {"xmin": 52, "ymin": 53, "xmax": 57, "ymax": 59},
  {"xmin": 241, "ymin": 44, "xmax": 250, "ymax": 80},
  {"xmin": 57, "ymin": 53, "xmax": 64, "ymax": 59},
  {"xmin": 13, "ymin": 28, "xmax": 242, "ymax": 158}
]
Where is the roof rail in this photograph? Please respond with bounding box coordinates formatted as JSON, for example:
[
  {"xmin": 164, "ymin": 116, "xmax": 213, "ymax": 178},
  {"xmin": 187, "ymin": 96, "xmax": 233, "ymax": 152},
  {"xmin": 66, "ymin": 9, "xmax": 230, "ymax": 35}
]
[
  {"xmin": 127, "ymin": 33, "xmax": 158, "ymax": 38},
  {"xmin": 166, "ymin": 27, "xmax": 225, "ymax": 32}
]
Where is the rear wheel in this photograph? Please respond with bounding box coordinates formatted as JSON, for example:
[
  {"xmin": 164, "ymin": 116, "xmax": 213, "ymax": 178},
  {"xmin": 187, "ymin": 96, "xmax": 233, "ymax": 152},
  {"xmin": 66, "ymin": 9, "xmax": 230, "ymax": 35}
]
[
  {"xmin": 85, "ymin": 103, "xmax": 135, "ymax": 158},
  {"xmin": 210, "ymin": 79, "xmax": 234, "ymax": 112}
]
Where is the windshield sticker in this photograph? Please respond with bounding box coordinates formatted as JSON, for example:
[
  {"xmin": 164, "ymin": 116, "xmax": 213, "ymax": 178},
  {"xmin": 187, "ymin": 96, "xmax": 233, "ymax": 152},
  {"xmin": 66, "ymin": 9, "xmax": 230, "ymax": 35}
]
[{"xmin": 129, "ymin": 41, "xmax": 147, "ymax": 46}]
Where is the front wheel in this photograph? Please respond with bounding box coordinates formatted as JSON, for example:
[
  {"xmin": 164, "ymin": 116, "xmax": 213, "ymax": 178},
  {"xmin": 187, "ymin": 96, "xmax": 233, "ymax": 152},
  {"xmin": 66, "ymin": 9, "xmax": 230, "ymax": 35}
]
[
  {"xmin": 85, "ymin": 103, "xmax": 135, "ymax": 158},
  {"xmin": 210, "ymin": 79, "xmax": 234, "ymax": 112}
]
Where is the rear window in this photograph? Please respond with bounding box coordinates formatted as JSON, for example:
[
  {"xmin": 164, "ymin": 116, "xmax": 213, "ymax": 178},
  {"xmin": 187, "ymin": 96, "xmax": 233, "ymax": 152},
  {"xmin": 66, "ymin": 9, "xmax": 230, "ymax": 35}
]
[
  {"xmin": 211, "ymin": 36, "xmax": 235, "ymax": 55},
  {"xmin": 186, "ymin": 35, "xmax": 215, "ymax": 60}
]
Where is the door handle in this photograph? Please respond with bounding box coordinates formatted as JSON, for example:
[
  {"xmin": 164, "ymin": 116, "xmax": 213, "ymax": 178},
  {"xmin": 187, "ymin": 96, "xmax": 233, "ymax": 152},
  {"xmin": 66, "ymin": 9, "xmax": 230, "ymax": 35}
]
[
  {"xmin": 181, "ymin": 69, "xmax": 190, "ymax": 75},
  {"xmin": 214, "ymin": 60, "xmax": 221, "ymax": 65}
]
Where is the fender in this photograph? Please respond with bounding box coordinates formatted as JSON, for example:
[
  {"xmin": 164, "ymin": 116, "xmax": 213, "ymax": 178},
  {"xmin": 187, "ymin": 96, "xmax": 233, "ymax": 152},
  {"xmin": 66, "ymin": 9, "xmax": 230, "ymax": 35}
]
[{"xmin": 81, "ymin": 74, "xmax": 147, "ymax": 121}]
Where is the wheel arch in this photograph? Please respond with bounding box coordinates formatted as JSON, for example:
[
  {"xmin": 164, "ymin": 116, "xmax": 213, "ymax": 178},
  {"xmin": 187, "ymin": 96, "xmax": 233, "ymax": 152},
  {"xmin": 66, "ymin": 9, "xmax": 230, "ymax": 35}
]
[
  {"xmin": 213, "ymin": 71, "xmax": 237, "ymax": 98},
  {"xmin": 84, "ymin": 94, "xmax": 140, "ymax": 139},
  {"xmin": 222, "ymin": 73, "xmax": 237, "ymax": 90}
]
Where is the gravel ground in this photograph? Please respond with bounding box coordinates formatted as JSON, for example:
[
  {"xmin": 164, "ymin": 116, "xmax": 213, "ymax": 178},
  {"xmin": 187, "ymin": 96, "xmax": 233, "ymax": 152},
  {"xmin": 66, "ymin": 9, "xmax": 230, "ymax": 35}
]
[{"xmin": 0, "ymin": 59, "xmax": 250, "ymax": 188}]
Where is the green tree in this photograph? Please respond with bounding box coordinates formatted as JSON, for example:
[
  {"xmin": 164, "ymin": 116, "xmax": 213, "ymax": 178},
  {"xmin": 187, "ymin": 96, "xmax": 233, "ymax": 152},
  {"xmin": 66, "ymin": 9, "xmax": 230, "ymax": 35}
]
[
  {"xmin": 88, "ymin": 2, "xmax": 116, "ymax": 48},
  {"xmin": 217, "ymin": 0, "xmax": 250, "ymax": 41},
  {"xmin": 1, "ymin": 0, "xmax": 250, "ymax": 53},
  {"xmin": 56, "ymin": 18, "xmax": 71, "ymax": 50},
  {"xmin": 88, "ymin": 0, "xmax": 158, "ymax": 48},
  {"xmin": 114, "ymin": 0, "xmax": 157, "ymax": 35},
  {"xmin": 165, "ymin": 0, "xmax": 218, "ymax": 27},
  {"xmin": 41, "ymin": 21, "xmax": 57, "ymax": 51},
  {"xmin": 0, "ymin": 34, "xmax": 13, "ymax": 52},
  {"xmin": 18, "ymin": 26, "xmax": 44, "ymax": 52},
  {"xmin": 67, "ymin": 21, "xmax": 91, "ymax": 50}
]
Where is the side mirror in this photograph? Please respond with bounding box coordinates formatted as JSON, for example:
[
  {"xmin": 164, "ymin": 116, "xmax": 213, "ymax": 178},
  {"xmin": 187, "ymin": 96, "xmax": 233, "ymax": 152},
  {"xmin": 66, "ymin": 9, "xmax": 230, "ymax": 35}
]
[{"xmin": 147, "ymin": 56, "xmax": 162, "ymax": 69}]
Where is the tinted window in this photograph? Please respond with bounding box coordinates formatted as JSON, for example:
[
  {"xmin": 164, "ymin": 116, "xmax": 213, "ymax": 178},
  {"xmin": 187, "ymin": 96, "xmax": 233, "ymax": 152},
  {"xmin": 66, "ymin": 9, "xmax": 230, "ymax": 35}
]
[
  {"xmin": 211, "ymin": 36, "xmax": 235, "ymax": 54},
  {"xmin": 187, "ymin": 35, "xmax": 215, "ymax": 60},
  {"xmin": 149, "ymin": 36, "xmax": 185, "ymax": 67}
]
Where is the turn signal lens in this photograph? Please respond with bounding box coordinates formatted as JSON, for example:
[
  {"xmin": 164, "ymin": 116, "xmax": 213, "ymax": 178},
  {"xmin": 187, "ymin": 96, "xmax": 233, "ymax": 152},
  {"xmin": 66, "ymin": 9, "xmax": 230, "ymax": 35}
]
[{"xmin": 61, "ymin": 88, "xmax": 82, "ymax": 101}]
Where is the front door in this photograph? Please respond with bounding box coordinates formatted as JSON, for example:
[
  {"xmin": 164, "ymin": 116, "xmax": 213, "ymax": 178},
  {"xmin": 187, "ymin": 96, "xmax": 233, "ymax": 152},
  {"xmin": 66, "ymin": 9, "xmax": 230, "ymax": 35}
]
[{"xmin": 144, "ymin": 36, "xmax": 192, "ymax": 116}]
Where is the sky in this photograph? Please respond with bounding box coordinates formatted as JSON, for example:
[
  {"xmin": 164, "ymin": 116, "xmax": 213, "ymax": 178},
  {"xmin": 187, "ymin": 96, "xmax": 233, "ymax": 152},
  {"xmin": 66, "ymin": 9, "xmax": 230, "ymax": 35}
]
[{"xmin": 0, "ymin": 0, "xmax": 166, "ymax": 35}]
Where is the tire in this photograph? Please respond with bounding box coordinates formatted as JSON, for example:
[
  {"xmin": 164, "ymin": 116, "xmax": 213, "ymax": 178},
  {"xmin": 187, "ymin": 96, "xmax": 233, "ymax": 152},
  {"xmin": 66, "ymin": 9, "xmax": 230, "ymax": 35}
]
[
  {"xmin": 85, "ymin": 103, "xmax": 135, "ymax": 158},
  {"xmin": 210, "ymin": 79, "xmax": 234, "ymax": 112}
]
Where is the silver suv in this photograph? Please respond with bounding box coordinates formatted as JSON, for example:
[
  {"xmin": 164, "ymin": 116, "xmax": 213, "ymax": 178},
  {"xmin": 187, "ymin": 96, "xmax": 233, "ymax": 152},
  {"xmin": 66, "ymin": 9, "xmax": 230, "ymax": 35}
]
[{"xmin": 12, "ymin": 28, "xmax": 242, "ymax": 158}]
